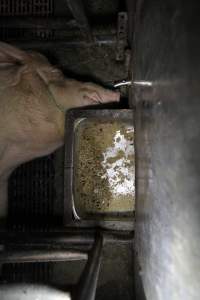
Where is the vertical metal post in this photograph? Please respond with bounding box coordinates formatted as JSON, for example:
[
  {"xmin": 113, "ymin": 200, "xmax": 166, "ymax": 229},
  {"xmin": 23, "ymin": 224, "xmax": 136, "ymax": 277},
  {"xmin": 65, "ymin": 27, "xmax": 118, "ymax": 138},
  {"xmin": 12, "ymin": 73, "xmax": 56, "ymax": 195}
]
[{"xmin": 74, "ymin": 234, "xmax": 103, "ymax": 300}]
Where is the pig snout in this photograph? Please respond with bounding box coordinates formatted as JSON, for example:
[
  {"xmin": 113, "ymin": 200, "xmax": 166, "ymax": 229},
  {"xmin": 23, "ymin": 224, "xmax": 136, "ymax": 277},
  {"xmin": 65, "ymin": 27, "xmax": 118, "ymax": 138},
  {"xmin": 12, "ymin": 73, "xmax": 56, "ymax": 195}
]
[
  {"xmin": 100, "ymin": 89, "xmax": 120, "ymax": 103},
  {"xmin": 53, "ymin": 80, "xmax": 121, "ymax": 109},
  {"xmin": 78, "ymin": 82, "xmax": 120, "ymax": 106}
]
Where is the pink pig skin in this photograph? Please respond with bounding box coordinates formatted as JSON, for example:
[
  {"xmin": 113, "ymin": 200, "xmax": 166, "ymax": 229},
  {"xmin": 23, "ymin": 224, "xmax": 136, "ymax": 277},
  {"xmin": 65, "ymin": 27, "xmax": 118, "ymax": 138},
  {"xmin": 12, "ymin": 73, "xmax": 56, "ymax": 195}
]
[{"xmin": 0, "ymin": 42, "xmax": 120, "ymax": 218}]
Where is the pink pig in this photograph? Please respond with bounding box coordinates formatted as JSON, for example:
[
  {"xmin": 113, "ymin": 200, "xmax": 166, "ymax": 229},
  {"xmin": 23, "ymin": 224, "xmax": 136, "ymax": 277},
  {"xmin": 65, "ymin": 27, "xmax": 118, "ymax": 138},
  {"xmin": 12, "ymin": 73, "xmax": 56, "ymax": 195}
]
[{"xmin": 0, "ymin": 42, "xmax": 120, "ymax": 218}]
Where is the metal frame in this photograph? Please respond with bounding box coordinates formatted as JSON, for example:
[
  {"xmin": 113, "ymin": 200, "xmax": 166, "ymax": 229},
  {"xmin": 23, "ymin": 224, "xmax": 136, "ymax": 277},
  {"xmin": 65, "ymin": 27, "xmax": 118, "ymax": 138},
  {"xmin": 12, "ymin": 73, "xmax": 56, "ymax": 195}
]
[
  {"xmin": 0, "ymin": 249, "xmax": 88, "ymax": 264},
  {"xmin": 116, "ymin": 12, "xmax": 128, "ymax": 61},
  {"xmin": 64, "ymin": 109, "xmax": 135, "ymax": 231},
  {"xmin": 0, "ymin": 234, "xmax": 103, "ymax": 300},
  {"xmin": 0, "ymin": 228, "xmax": 134, "ymax": 247}
]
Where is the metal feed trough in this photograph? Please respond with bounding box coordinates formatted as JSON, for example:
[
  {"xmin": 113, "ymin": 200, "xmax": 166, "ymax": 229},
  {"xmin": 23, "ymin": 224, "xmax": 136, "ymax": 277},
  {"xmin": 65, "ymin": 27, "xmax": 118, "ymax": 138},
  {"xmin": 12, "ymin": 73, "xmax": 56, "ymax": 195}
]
[{"xmin": 64, "ymin": 109, "xmax": 135, "ymax": 231}]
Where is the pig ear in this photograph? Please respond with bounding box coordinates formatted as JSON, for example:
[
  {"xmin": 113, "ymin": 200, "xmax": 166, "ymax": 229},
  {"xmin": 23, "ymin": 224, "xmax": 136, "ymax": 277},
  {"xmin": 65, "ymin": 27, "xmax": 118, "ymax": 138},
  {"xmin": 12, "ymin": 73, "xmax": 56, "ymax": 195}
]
[
  {"xmin": 0, "ymin": 42, "xmax": 28, "ymax": 88},
  {"xmin": 0, "ymin": 41, "xmax": 28, "ymax": 64}
]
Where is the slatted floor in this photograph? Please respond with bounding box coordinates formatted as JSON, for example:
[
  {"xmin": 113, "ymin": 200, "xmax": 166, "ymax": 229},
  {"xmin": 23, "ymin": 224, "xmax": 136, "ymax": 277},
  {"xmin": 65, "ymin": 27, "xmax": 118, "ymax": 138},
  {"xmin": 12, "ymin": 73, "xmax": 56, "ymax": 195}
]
[
  {"xmin": 0, "ymin": 0, "xmax": 53, "ymax": 16},
  {"xmin": 3, "ymin": 151, "xmax": 62, "ymax": 284},
  {"xmin": 8, "ymin": 154, "xmax": 56, "ymax": 231}
]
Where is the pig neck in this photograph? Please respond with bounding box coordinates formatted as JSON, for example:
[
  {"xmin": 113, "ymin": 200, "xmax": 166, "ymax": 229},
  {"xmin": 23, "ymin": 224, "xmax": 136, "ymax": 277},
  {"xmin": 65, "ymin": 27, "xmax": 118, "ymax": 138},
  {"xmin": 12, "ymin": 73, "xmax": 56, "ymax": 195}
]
[
  {"xmin": 46, "ymin": 83, "xmax": 66, "ymax": 113},
  {"xmin": 39, "ymin": 81, "xmax": 66, "ymax": 139},
  {"xmin": 48, "ymin": 82, "xmax": 78, "ymax": 112}
]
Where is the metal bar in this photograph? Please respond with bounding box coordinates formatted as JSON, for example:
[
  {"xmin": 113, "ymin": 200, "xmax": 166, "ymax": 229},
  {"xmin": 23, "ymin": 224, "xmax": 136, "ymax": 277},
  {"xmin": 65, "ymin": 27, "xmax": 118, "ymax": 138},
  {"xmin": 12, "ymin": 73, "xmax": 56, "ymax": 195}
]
[
  {"xmin": 8, "ymin": 37, "xmax": 116, "ymax": 48},
  {"xmin": 114, "ymin": 80, "xmax": 132, "ymax": 87},
  {"xmin": 66, "ymin": 0, "xmax": 93, "ymax": 42},
  {"xmin": 0, "ymin": 17, "xmax": 75, "ymax": 30},
  {"xmin": 0, "ymin": 230, "xmax": 134, "ymax": 246},
  {"xmin": 0, "ymin": 24, "xmax": 116, "ymax": 46},
  {"xmin": 0, "ymin": 249, "xmax": 88, "ymax": 264},
  {"xmin": 0, "ymin": 22, "xmax": 115, "ymax": 45},
  {"xmin": 75, "ymin": 234, "xmax": 103, "ymax": 300},
  {"xmin": 116, "ymin": 12, "xmax": 128, "ymax": 61}
]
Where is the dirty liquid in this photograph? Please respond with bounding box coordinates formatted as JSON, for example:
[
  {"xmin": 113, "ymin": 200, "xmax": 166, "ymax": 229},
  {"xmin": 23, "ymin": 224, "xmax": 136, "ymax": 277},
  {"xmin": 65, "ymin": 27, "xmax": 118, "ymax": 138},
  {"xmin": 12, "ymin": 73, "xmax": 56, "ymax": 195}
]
[{"xmin": 74, "ymin": 119, "xmax": 135, "ymax": 218}]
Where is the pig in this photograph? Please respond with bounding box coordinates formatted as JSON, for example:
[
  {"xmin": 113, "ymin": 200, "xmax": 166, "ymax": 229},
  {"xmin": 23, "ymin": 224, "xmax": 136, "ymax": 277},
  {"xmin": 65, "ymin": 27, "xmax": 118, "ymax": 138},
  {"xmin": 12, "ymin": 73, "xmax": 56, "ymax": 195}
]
[{"xmin": 0, "ymin": 41, "xmax": 120, "ymax": 218}]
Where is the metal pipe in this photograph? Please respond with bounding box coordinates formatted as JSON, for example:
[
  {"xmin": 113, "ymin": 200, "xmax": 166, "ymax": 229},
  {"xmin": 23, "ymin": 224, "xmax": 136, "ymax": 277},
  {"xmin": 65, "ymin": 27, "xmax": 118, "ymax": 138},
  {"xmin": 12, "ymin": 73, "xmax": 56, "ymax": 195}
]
[
  {"xmin": 0, "ymin": 230, "xmax": 134, "ymax": 246},
  {"xmin": 0, "ymin": 249, "xmax": 87, "ymax": 264},
  {"xmin": 114, "ymin": 80, "xmax": 132, "ymax": 87},
  {"xmin": 114, "ymin": 80, "xmax": 154, "ymax": 88},
  {"xmin": 74, "ymin": 234, "xmax": 103, "ymax": 300},
  {"xmin": 0, "ymin": 17, "xmax": 75, "ymax": 30},
  {"xmin": 0, "ymin": 23, "xmax": 116, "ymax": 46},
  {"xmin": 5, "ymin": 34, "xmax": 116, "ymax": 48}
]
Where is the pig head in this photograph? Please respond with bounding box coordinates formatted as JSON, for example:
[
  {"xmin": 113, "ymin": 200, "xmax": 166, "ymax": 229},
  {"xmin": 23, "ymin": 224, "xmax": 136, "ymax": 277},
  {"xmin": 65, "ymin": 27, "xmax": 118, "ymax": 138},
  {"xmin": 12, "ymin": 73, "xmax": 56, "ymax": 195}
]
[{"xmin": 0, "ymin": 41, "xmax": 120, "ymax": 218}]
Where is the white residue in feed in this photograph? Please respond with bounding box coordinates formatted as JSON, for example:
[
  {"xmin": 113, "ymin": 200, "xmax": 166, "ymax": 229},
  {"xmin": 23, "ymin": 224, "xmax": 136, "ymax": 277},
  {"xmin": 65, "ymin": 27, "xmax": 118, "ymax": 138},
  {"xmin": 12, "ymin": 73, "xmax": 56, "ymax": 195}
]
[{"xmin": 101, "ymin": 126, "xmax": 135, "ymax": 199}]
